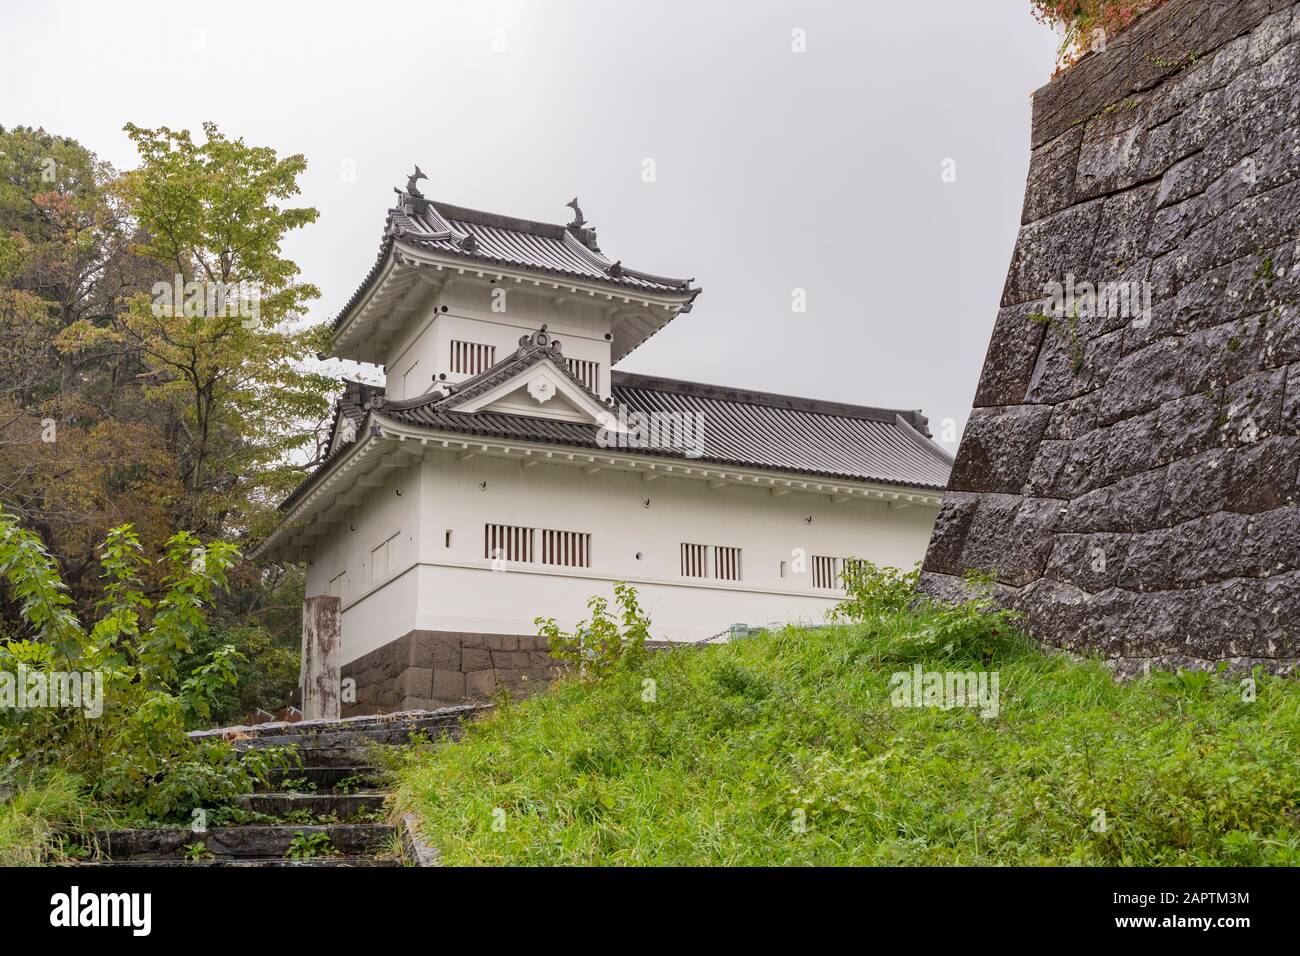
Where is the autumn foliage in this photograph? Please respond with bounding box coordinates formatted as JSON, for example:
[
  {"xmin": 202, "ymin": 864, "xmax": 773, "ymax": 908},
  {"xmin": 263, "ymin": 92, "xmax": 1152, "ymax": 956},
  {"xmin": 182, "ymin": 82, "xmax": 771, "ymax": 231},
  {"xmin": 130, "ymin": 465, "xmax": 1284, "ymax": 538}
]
[{"xmin": 1031, "ymin": 0, "xmax": 1170, "ymax": 72}]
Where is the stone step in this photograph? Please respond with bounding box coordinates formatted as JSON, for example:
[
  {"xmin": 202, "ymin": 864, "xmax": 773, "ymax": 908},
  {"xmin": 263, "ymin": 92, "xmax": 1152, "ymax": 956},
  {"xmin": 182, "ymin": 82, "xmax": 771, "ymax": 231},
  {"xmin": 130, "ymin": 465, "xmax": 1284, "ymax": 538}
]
[
  {"xmin": 233, "ymin": 723, "xmax": 465, "ymax": 753},
  {"xmin": 263, "ymin": 765, "xmax": 385, "ymax": 791},
  {"xmin": 266, "ymin": 745, "xmax": 377, "ymax": 769},
  {"xmin": 94, "ymin": 823, "xmax": 396, "ymax": 861},
  {"xmin": 193, "ymin": 706, "xmax": 488, "ymax": 748},
  {"xmin": 236, "ymin": 791, "xmax": 388, "ymax": 820}
]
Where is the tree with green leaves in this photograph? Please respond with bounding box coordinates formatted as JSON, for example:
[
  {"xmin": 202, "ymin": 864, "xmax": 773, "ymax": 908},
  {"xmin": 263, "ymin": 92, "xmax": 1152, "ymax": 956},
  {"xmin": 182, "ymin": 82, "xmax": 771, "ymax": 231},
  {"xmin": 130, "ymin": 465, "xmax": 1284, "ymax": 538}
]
[{"xmin": 57, "ymin": 122, "xmax": 335, "ymax": 540}]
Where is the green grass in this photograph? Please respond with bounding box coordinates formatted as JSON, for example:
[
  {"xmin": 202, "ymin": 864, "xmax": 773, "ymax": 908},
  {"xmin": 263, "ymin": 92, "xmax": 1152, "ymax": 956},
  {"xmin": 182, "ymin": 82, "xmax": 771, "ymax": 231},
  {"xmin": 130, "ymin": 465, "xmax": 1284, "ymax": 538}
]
[
  {"xmin": 394, "ymin": 607, "xmax": 1300, "ymax": 865},
  {"xmin": 0, "ymin": 770, "xmax": 105, "ymax": 865}
]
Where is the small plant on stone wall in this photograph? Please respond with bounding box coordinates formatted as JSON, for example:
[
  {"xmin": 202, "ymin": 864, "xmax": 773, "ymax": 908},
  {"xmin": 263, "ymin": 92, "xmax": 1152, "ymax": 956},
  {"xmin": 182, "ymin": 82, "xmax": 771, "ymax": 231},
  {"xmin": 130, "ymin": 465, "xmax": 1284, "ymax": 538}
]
[
  {"xmin": 535, "ymin": 582, "xmax": 651, "ymax": 680},
  {"xmin": 1030, "ymin": 307, "xmax": 1087, "ymax": 375},
  {"xmin": 182, "ymin": 841, "xmax": 213, "ymax": 862},
  {"xmin": 334, "ymin": 773, "xmax": 366, "ymax": 795},
  {"xmin": 285, "ymin": 831, "xmax": 338, "ymax": 860}
]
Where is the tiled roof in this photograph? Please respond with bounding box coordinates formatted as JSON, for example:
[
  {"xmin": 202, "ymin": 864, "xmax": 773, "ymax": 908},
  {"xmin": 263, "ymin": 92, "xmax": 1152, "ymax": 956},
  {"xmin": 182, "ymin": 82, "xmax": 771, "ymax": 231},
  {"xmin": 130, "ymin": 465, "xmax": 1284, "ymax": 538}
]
[
  {"xmin": 332, "ymin": 188, "xmax": 700, "ymax": 334},
  {"xmin": 276, "ymin": 358, "xmax": 951, "ymax": 517},
  {"xmin": 399, "ymin": 201, "xmax": 696, "ymax": 295},
  {"xmin": 379, "ymin": 369, "xmax": 952, "ymax": 492}
]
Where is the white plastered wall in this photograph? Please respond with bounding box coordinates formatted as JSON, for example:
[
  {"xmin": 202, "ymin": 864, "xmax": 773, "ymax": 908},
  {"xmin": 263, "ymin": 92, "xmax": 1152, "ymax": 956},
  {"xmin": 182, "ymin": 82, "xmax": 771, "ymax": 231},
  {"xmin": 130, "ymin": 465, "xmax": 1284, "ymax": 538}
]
[{"xmin": 308, "ymin": 448, "xmax": 938, "ymax": 665}]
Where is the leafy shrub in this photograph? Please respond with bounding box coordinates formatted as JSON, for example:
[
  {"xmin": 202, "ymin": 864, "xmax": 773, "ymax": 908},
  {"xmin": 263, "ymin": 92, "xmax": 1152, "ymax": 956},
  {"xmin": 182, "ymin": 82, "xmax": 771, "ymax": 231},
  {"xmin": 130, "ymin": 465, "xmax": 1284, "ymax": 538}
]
[
  {"xmin": 0, "ymin": 511, "xmax": 296, "ymax": 823},
  {"xmin": 535, "ymin": 582, "xmax": 650, "ymax": 679},
  {"xmin": 829, "ymin": 561, "xmax": 1027, "ymax": 664}
]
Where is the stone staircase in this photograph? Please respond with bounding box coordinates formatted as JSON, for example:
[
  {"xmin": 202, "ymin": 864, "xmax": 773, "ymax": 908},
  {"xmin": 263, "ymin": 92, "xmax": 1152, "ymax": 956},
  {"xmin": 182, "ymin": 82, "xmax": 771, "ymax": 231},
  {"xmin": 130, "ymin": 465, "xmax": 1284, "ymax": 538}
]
[{"xmin": 81, "ymin": 706, "xmax": 486, "ymax": 867}]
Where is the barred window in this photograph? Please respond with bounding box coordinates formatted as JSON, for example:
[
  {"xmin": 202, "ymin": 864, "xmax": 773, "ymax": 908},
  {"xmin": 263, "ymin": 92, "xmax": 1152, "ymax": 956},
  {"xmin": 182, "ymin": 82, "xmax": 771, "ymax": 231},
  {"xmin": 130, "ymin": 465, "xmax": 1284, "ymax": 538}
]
[
  {"xmin": 680, "ymin": 542, "xmax": 708, "ymax": 578},
  {"xmin": 485, "ymin": 524, "xmax": 590, "ymax": 568},
  {"xmin": 681, "ymin": 543, "xmax": 741, "ymax": 581},
  {"xmin": 813, "ymin": 556, "xmax": 864, "ymax": 590},
  {"xmin": 565, "ymin": 357, "xmax": 600, "ymax": 392},
  {"xmin": 451, "ymin": 340, "xmax": 496, "ymax": 375},
  {"xmin": 714, "ymin": 546, "xmax": 742, "ymax": 582},
  {"xmin": 484, "ymin": 523, "xmax": 533, "ymax": 563},
  {"xmin": 541, "ymin": 529, "xmax": 591, "ymax": 568},
  {"xmin": 812, "ymin": 555, "xmax": 842, "ymax": 590}
]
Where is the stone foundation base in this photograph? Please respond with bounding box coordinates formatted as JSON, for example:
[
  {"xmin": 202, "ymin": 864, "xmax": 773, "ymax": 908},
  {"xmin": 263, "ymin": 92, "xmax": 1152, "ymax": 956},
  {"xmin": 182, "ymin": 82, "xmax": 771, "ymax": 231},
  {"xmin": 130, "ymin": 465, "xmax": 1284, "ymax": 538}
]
[{"xmin": 341, "ymin": 630, "xmax": 565, "ymax": 716}]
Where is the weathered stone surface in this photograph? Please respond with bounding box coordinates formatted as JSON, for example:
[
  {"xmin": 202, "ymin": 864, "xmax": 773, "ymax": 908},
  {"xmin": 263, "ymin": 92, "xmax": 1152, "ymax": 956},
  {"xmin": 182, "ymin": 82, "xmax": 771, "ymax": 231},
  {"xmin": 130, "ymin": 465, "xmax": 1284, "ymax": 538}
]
[
  {"xmin": 1062, "ymin": 469, "xmax": 1167, "ymax": 533},
  {"xmin": 431, "ymin": 669, "xmax": 465, "ymax": 700},
  {"xmin": 1227, "ymin": 436, "xmax": 1300, "ymax": 511},
  {"xmin": 1001, "ymin": 200, "xmax": 1105, "ymax": 307},
  {"xmin": 923, "ymin": 0, "xmax": 1300, "ymax": 673},
  {"xmin": 398, "ymin": 667, "xmax": 433, "ymax": 700},
  {"xmin": 340, "ymin": 630, "xmax": 565, "ymax": 716},
  {"xmin": 923, "ymin": 492, "xmax": 981, "ymax": 576},
  {"xmin": 957, "ymin": 495, "xmax": 1062, "ymax": 587},
  {"xmin": 948, "ymin": 405, "xmax": 1052, "ymax": 494},
  {"xmin": 972, "ymin": 304, "xmax": 1049, "ymax": 407},
  {"xmin": 301, "ymin": 595, "xmax": 341, "ymax": 721},
  {"xmin": 464, "ymin": 669, "xmax": 496, "ymax": 698},
  {"xmin": 1030, "ymin": 0, "xmax": 1288, "ymax": 148},
  {"xmin": 1022, "ymin": 126, "xmax": 1084, "ymax": 223}
]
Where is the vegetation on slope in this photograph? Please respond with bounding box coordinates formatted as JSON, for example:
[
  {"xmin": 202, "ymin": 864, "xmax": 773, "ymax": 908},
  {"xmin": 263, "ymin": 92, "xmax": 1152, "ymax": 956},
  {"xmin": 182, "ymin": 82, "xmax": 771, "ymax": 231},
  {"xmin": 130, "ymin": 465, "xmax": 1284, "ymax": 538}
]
[
  {"xmin": 0, "ymin": 512, "xmax": 298, "ymax": 864},
  {"xmin": 0, "ymin": 770, "xmax": 108, "ymax": 865},
  {"xmin": 394, "ymin": 568, "xmax": 1300, "ymax": 866}
]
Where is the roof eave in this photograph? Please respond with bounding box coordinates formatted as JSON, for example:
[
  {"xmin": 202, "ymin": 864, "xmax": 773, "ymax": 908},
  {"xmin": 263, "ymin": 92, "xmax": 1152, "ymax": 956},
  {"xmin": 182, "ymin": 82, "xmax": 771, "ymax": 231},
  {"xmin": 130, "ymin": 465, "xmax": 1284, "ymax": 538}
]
[{"xmin": 372, "ymin": 414, "xmax": 947, "ymax": 501}]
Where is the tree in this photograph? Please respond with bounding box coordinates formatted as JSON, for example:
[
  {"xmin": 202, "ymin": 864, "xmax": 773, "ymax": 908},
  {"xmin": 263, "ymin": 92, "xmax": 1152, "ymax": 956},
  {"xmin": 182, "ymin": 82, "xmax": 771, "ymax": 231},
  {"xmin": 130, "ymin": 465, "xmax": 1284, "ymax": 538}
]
[
  {"xmin": 0, "ymin": 127, "xmax": 180, "ymax": 607},
  {"xmin": 57, "ymin": 122, "xmax": 334, "ymax": 540}
]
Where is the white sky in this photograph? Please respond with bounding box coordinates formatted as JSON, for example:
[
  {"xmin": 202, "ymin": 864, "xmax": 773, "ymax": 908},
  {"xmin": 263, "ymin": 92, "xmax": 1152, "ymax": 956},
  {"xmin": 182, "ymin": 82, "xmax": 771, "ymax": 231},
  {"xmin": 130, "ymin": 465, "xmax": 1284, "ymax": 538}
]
[{"xmin": 1, "ymin": 0, "xmax": 1059, "ymax": 450}]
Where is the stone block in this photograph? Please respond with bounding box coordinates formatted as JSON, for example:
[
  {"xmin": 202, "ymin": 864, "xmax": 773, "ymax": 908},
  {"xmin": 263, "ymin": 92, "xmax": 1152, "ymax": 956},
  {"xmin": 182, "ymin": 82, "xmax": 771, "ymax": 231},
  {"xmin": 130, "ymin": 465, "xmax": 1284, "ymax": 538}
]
[
  {"xmin": 431, "ymin": 669, "xmax": 466, "ymax": 701},
  {"xmin": 398, "ymin": 667, "xmax": 433, "ymax": 701},
  {"xmin": 1227, "ymin": 436, "xmax": 1300, "ymax": 512},
  {"xmin": 922, "ymin": 492, "xmax": 981, "ymax": 576},
  {"xmin": 464, "ymin": 669, "xmax": 496, "ymax": 698},
  {"xmin": 461, "ymin": 646, "xmax": 493, "ymax": 671},
  {"xmin": 949, "ymin": 405, "xmax": 1052, "ymax": 495}
]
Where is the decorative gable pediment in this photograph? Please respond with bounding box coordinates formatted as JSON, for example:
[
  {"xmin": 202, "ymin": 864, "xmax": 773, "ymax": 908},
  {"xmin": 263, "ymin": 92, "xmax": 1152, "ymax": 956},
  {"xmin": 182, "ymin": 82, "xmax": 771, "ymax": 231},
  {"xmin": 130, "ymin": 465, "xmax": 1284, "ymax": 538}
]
[{"xmin": 453, "ymin": 353, "xmax": 616, "ymax": 426}]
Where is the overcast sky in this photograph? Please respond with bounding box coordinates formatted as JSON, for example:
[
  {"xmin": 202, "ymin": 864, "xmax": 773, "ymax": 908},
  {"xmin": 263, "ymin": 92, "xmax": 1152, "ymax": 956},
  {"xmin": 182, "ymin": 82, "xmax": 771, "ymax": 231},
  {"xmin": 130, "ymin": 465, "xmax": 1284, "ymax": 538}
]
[{"xmin": 2, "ymin": 0, "xmax": 1058, "ymax": 450}]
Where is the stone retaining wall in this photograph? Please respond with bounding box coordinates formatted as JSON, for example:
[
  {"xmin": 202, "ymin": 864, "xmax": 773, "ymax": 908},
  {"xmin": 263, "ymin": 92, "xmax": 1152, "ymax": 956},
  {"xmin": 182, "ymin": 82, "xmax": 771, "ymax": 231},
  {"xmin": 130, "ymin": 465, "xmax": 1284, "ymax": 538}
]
[
  {"xmin": 341, "ymin": 630, "xmax": 563, "ymax": 715},
  {"xmin": 922, "ymin": 0, "xmax": 1300, "ymax": 674}
]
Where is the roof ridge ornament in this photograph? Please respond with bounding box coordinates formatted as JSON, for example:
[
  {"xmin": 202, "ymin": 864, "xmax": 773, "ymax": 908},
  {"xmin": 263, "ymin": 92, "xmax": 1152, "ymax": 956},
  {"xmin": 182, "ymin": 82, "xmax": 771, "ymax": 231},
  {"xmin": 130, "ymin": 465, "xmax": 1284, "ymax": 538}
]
[
  {"xmin": 517, "ymin": 324, "xmax": 563, "ymax": 357},
  {"xmin": 565, "ymin": 197, "xmax": 587, "ymax": 229},
  {"xmin": 394, "ymin": 166, "xmax": 430, "ymax": 216},
  {"xmin": 406, "ymin": 166, "xmax": 427, "ymax": 199}
]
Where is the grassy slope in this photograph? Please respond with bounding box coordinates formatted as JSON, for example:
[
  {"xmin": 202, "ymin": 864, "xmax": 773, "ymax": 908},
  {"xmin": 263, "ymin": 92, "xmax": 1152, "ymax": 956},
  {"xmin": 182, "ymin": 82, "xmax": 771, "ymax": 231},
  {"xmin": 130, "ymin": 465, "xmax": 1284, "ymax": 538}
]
[
  {"xmin": 0, "ymin": 770, "xmax": 101, "ymax": 865},
  {"xmin": 394, "ymin": 621, "xmax": 1300, "ymax": 866}
]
